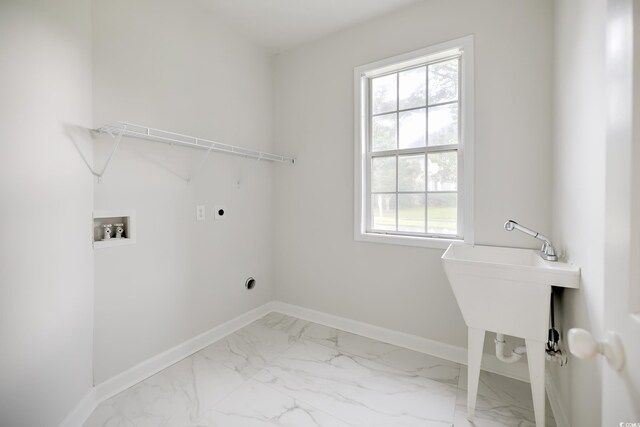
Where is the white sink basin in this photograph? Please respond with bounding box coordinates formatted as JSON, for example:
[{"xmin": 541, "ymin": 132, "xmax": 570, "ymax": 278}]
[
  {"xmin": 441, "ymin": 242, "xmax": 580, "ymax": 427},
  {"xmin": 442, "ymin": 243, "xmax": 580, "ymax": 289}
]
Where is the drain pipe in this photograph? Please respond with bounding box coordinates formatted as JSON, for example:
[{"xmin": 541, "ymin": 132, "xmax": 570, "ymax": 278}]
[{"xmin": 495, "ymin": 334, "xmax": 527, "ymax": 363}]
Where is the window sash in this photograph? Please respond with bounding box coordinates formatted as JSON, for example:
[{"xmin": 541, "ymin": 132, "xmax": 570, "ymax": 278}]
[
  {"xmin": 364, "ymin": 56, "xmax": 463, "ymax": 239},
  {"xmin": 366, "ymin": 152, "xmax": 462, "ymax": 239}
]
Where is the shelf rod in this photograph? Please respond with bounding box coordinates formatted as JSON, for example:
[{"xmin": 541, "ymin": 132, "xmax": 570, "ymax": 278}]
[{"xmin": 94, "ymin": 121, "xmax": 296, "ymax": 164}]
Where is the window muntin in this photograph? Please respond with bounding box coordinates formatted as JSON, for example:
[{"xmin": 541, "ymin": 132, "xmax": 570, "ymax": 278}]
[{"xmin": 366, "ymin": 56, "xmax": 462, "ymax": 239}]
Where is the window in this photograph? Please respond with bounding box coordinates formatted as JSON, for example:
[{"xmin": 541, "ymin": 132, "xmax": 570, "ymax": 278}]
[{"xmin": 354, "ymin": 36, "xmax": 474, "ymax": 249}]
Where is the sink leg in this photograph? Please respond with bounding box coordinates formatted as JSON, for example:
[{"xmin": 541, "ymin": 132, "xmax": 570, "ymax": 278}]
[
  {"xmin": 467, "ymin": 327, "xmax": 485, "ymax": 421},
  {"xmin": 525, "ymin": 339, "xmax": 546, "ymax": 427}
]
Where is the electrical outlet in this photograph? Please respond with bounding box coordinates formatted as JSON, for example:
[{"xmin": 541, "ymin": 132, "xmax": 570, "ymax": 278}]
[
  {"xmin": 196, "ymin": 205, "xmax": 206, "ymax": 221},
  {"xmin": 214, "ymin": 206, "xmax": 227, "ymax": 220}
]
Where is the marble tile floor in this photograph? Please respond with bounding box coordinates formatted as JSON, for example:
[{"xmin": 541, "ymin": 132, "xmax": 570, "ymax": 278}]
[{"xmin": 84, "ymin": 313, "xmax": 556, "ymax": 427}]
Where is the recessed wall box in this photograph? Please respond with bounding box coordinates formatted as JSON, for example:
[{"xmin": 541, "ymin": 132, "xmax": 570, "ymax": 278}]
[{"xmin": 93, "ymin": 210, "xmax": 136, "ymax": 248}]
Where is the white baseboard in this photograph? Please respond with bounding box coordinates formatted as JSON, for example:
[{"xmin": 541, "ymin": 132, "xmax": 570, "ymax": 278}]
[
  {"xmin": 270, "ymin": 301, "xmax": 531, "ymax": 382},
  {"xmin": 59, "ymin": 388, "xmax": 97, "ymax": 427},
  {"xmin": 545, "ymin": 369, "xmax": 570, "ymax": 427},
  {"xmin": 60, "ymin": 301, "xmax": 276, "ymax": 427}
]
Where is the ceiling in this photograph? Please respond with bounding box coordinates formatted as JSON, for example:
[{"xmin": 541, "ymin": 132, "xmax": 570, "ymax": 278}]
[{"xmin": 197, "ymin": 0, "xmax": 423, "ymax": 53}]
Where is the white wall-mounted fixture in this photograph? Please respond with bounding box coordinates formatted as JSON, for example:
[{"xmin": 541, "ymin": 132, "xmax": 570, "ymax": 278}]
[
  {"xmin": 93, "ymin": 210, "xmax": 136, "ymax": 249},
  {"xmin": 442, "ymin": 242, "xmax": 580, "ymax": 427},
  {"xmin": 567, "ymin": 328, "xmax": 625, "ymax": 371},
  {"xmin": 214, "ymin": 206, "xmax": 227, "ymax": 220}
]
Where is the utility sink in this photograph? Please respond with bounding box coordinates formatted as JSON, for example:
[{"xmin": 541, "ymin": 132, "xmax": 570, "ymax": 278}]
[
  {"xmin": 442, "ymin": 243, "xmax": 579, "ymax": 340},
  {"xmin": 442, "ymin": 242, "xmax": 580, "ymax": 427}
]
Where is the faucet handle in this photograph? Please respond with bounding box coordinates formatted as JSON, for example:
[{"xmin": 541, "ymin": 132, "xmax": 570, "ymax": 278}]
[{"xmin": 540, "ymin": 241, "xmax": 558, "ymax": 261}]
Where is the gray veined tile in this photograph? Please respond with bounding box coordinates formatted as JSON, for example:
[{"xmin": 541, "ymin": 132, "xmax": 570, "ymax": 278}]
[
  {"xmin": 453, "ymin": 388, "xmax": 556, "ymax": 427},
  {"xmin": 302, "ymin": 322, "xmax": 460, "ymax": 385},
  {"xmin": 83, "ymin": 353, "xmax": 247, "ymax": 427},
  {"xmin": 82, "ymin": 404, "xmax": 136, "ymax": 427},
  {"xmin": 199, "ymin": 380, "xmax": 353, "ymax": 427},
  {"xmin": 199, "ymin": 312, "xmax": 309, "ymax": 376},
  {"xmin": 252, "ymin": 312, "xmax": 313, "ymax": 342},
  {"xmin": 254, "ymin": 339, "xmax": 457, "ymax": 427},
  {"xmin": 84, "ymin": 316, "xmax": 304, "ymax": 427},
  {"xmin": 457, "ymin": 366, "xmax": 553, "ymax": 412},
  {"xmin": 198, "ymin": 323, "xmax": 294, "ymax": 380}
]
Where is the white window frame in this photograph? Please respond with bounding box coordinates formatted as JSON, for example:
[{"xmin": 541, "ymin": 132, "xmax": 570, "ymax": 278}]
[{"xmin": 354, "ymin": 36, "xmax": 474, "ymax": 249}]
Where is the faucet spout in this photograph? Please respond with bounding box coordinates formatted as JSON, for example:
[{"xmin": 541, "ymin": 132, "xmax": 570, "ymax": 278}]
[{"xmin": 504, "ymin": 220, "xmax": 558, "ymax": 261}]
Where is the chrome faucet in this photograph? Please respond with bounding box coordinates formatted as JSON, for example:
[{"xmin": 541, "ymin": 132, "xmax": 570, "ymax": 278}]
[{"xmin": 504, "ymin": 220, "xmax": 558, "ymax": 261}]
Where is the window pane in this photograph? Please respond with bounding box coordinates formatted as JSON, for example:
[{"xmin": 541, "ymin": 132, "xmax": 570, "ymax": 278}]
[
  {"xmin": 399, "ymin": 109, "xmax": 426, "ymax": 149},
  {"xmin": 372, "ymin": 74, "xmax": 397, "ymax": 114},
  {"xmin": 372, "ymin": 113, "xmax": 397, "ymax": 151},
  {"xmin": 428, "ymin": 59, "xmax": 458, "ymax": 105},
  {"xmin": 427, "ymin": 151, "xmax": 457, "ymax": 191},
  {"xmin": 398, "ymin": 194, "xmax": 425, "ymax": 233},
  {"xmin": 428, "ymin": 103, "xmax": 458, "ymax": 146},
  {"xmin": 399, "ymin": 67, "xmax": 426, "ymax": 110},
  {"xmin": 398, "ymin": 154, "xmax": 425, "ymax": 192},
  {"xmin": 372, "ymin": 194, "xmax": 396, "ymax": 231},
  {"xmin": 427, "ymin": 193, "xmax": 457, "ymax": 235},
  {"xmin": 371, "ymin": 156, "xmax": 396, "ymax": 192}
]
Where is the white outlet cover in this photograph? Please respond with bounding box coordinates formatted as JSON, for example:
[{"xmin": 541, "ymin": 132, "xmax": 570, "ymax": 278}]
[
  {"xmin": 214, "ymin": 206, "xmax": 227, "ymax": 220},
  {"xmin": 196, "ymin": 205, "xmax": 206, "ymax": 221}
]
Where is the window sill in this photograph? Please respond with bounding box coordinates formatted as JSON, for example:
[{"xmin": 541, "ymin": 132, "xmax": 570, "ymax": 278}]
[{"xmin": 355, "ymin": 231, "xmax": 459, "ymax": 250}]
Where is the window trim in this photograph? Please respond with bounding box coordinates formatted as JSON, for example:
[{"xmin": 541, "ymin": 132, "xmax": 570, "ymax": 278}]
[{"xmin": 353, "ymin": 36, "xmax": 475, "ymax": 249}]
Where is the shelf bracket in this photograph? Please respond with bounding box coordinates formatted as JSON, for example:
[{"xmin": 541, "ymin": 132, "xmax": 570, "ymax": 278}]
[
  {"xmin": 236, "ymin": 152, "xmax": 263, "ymax": 189},
  {"xmin": 186, "ymin": 140, "xmax": 214, "ymax": 183},
  {"xmin": 80, "ymin": 124, "xmax": 126, "ymax": 182}
]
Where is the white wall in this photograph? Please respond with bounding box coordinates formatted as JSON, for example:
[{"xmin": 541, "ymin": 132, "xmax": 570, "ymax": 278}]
[
  {"xmin": 91, "ymin": 0, "xmax": 276, "ymax": 383},
  {"xmin": 273, "ymin": 0, "xmax": 554, "ymax": 351},
  {"xmin": 0, "ymin": 1, "xmax": 94, "ymax": 425},
  {"xmin": 550, "ymin": 0, "xmax": 607, "ymax": 425}
]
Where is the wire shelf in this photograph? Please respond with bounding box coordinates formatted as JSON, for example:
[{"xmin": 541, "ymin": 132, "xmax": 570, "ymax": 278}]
[{"xmin": 94, "ymin": 122, "xmax": 295, "ymax": 164}]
